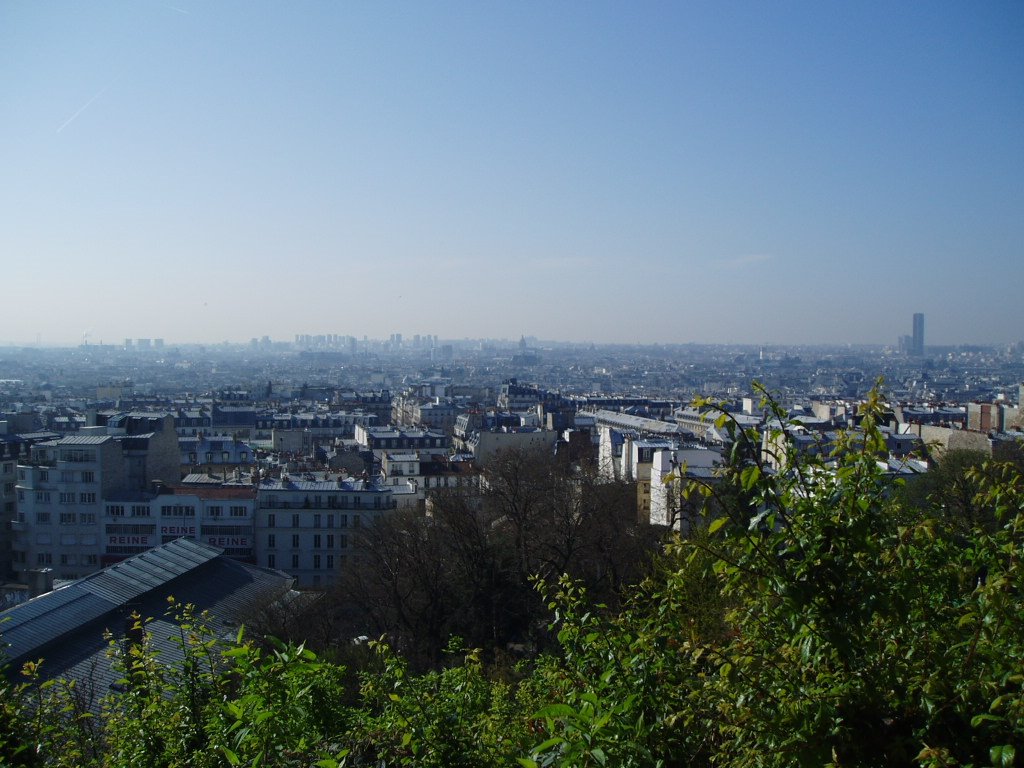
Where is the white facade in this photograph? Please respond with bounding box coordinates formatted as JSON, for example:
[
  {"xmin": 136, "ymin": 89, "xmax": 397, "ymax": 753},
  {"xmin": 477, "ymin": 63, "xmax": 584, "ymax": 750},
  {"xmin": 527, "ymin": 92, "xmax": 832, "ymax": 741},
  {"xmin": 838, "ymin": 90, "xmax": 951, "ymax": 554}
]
[{"xmin": 253, "ymin": 477, "xmax": 395, "ymax": 588}]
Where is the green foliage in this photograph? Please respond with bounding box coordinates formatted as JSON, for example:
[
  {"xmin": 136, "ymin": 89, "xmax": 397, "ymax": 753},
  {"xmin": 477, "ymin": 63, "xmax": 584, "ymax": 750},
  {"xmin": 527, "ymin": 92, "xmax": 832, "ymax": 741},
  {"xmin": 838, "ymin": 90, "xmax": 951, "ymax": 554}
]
[{"xmin": 343, "ymin": 637, "xmax": 535, "ymax": 766}]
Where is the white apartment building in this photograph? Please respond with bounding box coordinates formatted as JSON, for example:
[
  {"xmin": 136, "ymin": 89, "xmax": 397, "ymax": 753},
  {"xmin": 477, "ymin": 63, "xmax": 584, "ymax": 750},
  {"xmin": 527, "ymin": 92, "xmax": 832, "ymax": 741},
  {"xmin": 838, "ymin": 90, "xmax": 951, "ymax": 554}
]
[
  {"xmin": 254, "ymin": 476, "xmax": 395, "ymax": 588},
  {"xmin": 13, "ymin": 417, "xmax": 179, "ymax": 582},
  {"xmin": 102, "ymin": 486, "xmax": 256, "ymax": 565}
]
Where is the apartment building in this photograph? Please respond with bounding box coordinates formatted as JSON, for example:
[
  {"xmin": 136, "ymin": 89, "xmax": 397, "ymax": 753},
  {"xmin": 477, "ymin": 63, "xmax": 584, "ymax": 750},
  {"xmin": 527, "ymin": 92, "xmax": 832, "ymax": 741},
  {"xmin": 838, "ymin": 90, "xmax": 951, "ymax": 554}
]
[
  {"xmin": 102, "ymin": 485, "xmax": 256, "ymax": 565},
  {"xmin": 12, "ymin": 416, "xmax": 178, "ymax": 581},
  {"xmin": 253, "ymin": 475, "xmax": 395, "ymax": 588},
  {"xmin": 353, "ymin": 425, "xmax": 449, "ymax": 455}
]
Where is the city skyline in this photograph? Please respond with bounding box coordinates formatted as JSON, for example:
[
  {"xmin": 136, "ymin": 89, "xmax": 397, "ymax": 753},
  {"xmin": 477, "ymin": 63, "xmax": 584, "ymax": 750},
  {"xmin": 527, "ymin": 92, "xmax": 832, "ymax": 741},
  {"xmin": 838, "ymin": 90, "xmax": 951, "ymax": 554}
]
[{"xmin": 2, "ymin": 2, "xmax": 1022, "ymax": 347}]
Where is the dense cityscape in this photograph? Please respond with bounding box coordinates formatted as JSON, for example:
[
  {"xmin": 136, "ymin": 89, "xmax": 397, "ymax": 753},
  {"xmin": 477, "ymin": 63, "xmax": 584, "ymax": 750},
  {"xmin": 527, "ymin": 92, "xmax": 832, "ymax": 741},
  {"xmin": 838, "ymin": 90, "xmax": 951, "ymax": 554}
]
[{"xmin": 1, "ymin": 313, "xmax": 1021, "ymax": 590}]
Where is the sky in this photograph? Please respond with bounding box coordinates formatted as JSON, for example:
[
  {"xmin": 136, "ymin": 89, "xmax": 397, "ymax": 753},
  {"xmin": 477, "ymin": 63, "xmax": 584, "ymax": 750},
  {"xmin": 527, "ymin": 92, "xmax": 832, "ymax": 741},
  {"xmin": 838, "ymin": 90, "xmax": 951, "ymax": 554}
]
[{"xmin": 2, "ymin": 1, "xmax": 1022, "ymax": 347}]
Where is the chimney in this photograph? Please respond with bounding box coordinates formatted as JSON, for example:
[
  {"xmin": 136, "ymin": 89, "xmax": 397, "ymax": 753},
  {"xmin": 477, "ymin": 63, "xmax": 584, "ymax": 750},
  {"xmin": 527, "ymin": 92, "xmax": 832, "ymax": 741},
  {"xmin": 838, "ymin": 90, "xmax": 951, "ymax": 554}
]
[{"xmin": 28, "ymin": 568, "xmax": 54, "ymax": 598}]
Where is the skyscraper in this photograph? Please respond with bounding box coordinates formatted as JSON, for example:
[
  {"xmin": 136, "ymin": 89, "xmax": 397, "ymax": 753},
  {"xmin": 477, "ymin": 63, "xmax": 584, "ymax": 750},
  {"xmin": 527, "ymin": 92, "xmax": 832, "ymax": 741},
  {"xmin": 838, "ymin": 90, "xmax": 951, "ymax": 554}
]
[{"xmin": 911, "ymin": 313, "xmax": 925, "ymax": 356}]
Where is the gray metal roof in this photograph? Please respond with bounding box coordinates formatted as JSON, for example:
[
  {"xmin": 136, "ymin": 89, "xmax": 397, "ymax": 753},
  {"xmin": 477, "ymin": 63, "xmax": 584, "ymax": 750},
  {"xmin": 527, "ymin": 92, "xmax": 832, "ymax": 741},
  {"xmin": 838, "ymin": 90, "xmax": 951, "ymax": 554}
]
[
  {"xmin": 55, "ymin": 435, "xmax": 111, "ymax": 445},
  {"xmin": 81, "ymin": 539, "xmax": 220, "ymax": 604},
  {"xmin": 0, "ymin": 540, "xmax": 293, "ymax": 712}
]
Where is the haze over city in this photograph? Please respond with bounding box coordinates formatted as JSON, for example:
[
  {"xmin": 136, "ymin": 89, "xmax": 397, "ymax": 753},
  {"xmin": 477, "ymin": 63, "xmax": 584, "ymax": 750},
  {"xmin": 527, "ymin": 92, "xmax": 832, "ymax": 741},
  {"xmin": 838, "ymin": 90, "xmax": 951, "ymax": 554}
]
[{"xmin": 2, "ymin": 1, "xmax": 1022, "ymax": 347}]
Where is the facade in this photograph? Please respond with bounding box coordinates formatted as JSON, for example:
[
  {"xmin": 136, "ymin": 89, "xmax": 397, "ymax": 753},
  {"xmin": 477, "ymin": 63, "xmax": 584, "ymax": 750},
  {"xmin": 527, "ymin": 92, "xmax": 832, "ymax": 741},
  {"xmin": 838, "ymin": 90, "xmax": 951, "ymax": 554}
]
[
  {"xmin": 379, "ymin": 451, "xmax": 483, "ymax": 511},
  {"xmin": 353, "ymin": 424, "xmax": 449, "ymax": 455},
  {"xmin": 649, "ymin": 447, "xmax": 724, "ymax": 530},
  {"xmin": 253, "ymin": 476, "xmax": 395, "ymax": 588},
  {"xmin": 594, "ymin": 410, "xmax": 687, "ymax": 479},
  {"xmin": 253, "ymin": 409, "xmax": 377, "ymax": 440},
  {"xmin": 102, "ymin": 485, "xmax": 256, "ymax": 564},
  {"xmin": 466, "ymin": 427, "xmax": 558, "ymax": 466},
  {"xmin": 179, "ymin": 435, "xmax": 253, "ymax": 476},
  {"xmin": 12, "ymin": 417, "xmax": 180, "ymax": 582}
]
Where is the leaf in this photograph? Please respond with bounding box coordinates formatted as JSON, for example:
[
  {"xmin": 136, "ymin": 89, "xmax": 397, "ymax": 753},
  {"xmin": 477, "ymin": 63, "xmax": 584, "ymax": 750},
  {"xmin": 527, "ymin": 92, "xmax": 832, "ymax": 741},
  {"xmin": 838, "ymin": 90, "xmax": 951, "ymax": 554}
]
[
  {"xmin": 970, "ymin": 713, "xmax": 1001, "ymax": 727},
  {"xmin": 708, "ymin": 517, "xmax": 726, "ymax": 534},
  {"xmin": 517, "ymin": 760, "xmax": 539, "ymax": 768},
  {"xmin": 222, "ymin": 746, "xmax": 240, "ymax": 766},
  {"xmin": 534, "ymin": 704, "xmax": 576, "ymax": 719},
  {"xmin": 991, "ymin": 745, "xmax": 1016, "ymax": 767},
  {"xmin": 533, "ymin": 737, "xmax": 565, "ymax": 753}
]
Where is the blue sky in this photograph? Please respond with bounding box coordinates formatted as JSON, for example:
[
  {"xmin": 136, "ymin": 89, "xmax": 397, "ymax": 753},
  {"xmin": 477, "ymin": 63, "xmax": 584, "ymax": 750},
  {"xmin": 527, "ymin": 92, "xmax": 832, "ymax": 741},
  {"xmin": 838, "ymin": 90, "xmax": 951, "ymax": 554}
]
[{"xmin": 2, "ymin": 1, "xmax": 1021, "ymax": 346}]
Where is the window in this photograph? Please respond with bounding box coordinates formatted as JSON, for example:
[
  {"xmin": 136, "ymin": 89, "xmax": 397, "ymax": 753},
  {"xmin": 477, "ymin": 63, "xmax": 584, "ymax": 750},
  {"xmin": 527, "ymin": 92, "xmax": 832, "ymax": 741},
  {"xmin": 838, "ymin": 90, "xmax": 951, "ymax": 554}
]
[
  {"xmin": 313, "ymin": 534, "xmax": 321, "ymax": 548},
  {"xmin": 291, "ymin": 514, "xmax": 299, "ymax": 528},
  {"xmin": 108, "ymin": 505, "xmax": 125, "ymax": 516},
  {"xmin": 106, "ymin": 523, "xmax": 156, "ymax": 535},
  {"xmin": 37, "ymin": 553, "xmax": 53, "ymax": 565},
  {"xmin": 327, "ymin": 514, "xmax": 334, "ymax": 528},
  {"xmin": 61, "ymin": 449, "xmax": 95, "ymax": 463},
  {"xmin": 60, "ymin": 554, "xmax": 76, "ymax": 566},
  {"xmin": 81, "ymin": 471, "xmax": 95, "ymax": 483},
  {"xmin": 339, "ymin": 534, "xmax": 348, "ymax": 548},
  {"xmin": 353, "ymin": 515, "xmax": 360, "ymax": 528},
  {"xmin": 208, "ymin": 506, "xmax": 223, "ymax": 517},
  {"xmin": 80, "ymin": 513, "xmax": 96, "ymax": 524},
  {"xmin": 327, "ymin": 534, "xmax": 334, "ymax": 548},
  {"xmin": 267, "ymin": 534, "xmax": 276, "ymax": 548},
  {"xmin": 79, "ymin": 492, "xmax": 97, "ymax": 504},
  {"xmin": 59, "ymin": 492, "xmax": 75, "ymax": 505},
  {"xmin": 230, "ymin": 506, "xmax": 246, "ymax": 517},
  {"xmin": 131, "ymin": 505, "xmax": 150, "ymax": 517},
  {"xmin": 339, "ymin": 514, "xmax": 347, "ymax": 528},
  {"xmin": 291, "ymin": 534, "xmax": 299, "ymax": 548},
  {"xmin": 267, "ymin": 554, "xmax": 275, "ymax": 568},
  {"xmin": 267, "ymin": 514, "xmax": 275, "ymax": 528},
  {"xmin": 39, "ymin": 470, "xmax": 49, "ymax": 482},
  {"xmin": 313, "ymin": 514, "xmax": 321, "ymax": 527},
  {"xmin": 2, "ymin": 463, "xmax": 11, "ymax": 473},
  {"xmin": 85, "ymin": 554, "xmax": 98, "ymax": 566},
  {"xmin": 327, "ymin": 554, "xmax": 334, "ymax": 569},
  {"xmin": 60, "ymin": 512, "xmax": 76, "ymax": 524},
  {"xmin": 36, "ymin": 512, "xmax": 51, "ymax": 524},
  {"xmin": 291, "ymin": 554, "xmax": 299, "ymax": 568},
  {"xmin": 161, "ymin": 505, "xmax": 195, "ymax": 517},
  {"xmin": 35, "ymin": 491, "xmax": 50, "ymax": 504},
  {"xmin": 313, "ymin": 554, "xmax": 321, "ymax": 569}
]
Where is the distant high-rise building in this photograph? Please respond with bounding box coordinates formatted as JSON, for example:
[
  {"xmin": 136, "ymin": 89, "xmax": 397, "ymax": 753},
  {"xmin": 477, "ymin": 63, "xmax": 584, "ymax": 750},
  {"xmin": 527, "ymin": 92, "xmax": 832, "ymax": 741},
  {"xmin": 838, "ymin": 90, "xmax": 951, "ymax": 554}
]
[{"xmin": 911, "ymin": 313, "xmax": 925, "ymax": 356}]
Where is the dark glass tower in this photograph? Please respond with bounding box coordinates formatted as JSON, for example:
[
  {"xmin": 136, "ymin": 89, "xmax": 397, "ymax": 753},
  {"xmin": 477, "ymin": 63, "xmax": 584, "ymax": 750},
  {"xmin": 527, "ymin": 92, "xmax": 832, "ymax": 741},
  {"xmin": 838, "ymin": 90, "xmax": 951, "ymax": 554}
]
[{"xmin": 911, "ymin": 313, "xmax": 924, "ymax": 356}]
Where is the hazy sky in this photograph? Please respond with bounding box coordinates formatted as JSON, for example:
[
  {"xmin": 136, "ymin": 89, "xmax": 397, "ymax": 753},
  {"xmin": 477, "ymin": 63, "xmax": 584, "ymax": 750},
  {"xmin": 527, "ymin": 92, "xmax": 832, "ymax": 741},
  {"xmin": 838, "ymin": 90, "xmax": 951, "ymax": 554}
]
[{"xmin": 2, "ymin": 2, "xmax": 1022, "ymax": 347}]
